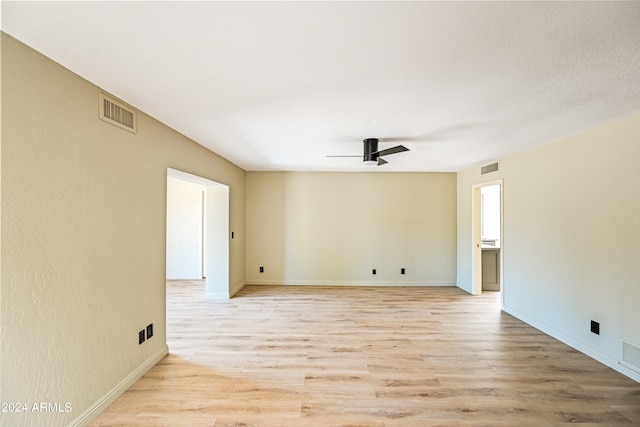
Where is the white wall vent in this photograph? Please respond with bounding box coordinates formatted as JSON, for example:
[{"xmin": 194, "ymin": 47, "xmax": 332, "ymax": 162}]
[
  {"xmin": 621, "ymin": 340, "xmax": 640, "ymax": 373},
  {"xmin": 99, "ymin": 93, "xmax": 137, "ymax": 133},
  {"xmin": 481, "ymin": 162, "xmax": 499, "ymax": 175}
]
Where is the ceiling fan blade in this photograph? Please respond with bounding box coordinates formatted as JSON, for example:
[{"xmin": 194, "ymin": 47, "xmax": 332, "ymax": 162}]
[
  {"xmin": 374, "ymin": 145, "xmax": 409, "ymax": 157},
  {"xmin": 378, "ymin": 137, "xmax": 413, "ymax": 143},
  {"xmin": 378, "ymin": 124, "xmax": 479, "ymax": 143},
  {"xmin": 377, "ymin": 157, "xmax": 388, "ymax": 166}
]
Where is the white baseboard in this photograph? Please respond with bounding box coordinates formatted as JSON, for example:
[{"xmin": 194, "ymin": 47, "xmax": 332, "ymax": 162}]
[
  {"xmin": 230, "ymin": 280, "xmax": 245, "ymax": 297},
  {"xmin": 68, "ymin": 345, "xmax": 169, "ymax": 427},
  {"xmin": 205, "ymin": 281, "xmax": 246, "ymax": 299},
  {"xmin": 503, "ymin": 305, "xmax": 640, "ymax": 384},
  {"xmin": 246, "ymin": 279, "xmax": 456, "ymax": 287},
  {"xmin": 456, "ymin": 281, "xmax": 473, "ymax": 294}
]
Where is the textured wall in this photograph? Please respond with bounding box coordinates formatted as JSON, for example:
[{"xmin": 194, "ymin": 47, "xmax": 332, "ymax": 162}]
[
  {"xmin": 457, "ymin": 112, "xmax": 640, "ymax": 382},
  {"xmin": 0, "ymin": 34, "xmax": 245, "ymax": 426},
  {"xmin": 246, "ymin": 172, "xmax": 457, "ymax": 286}
]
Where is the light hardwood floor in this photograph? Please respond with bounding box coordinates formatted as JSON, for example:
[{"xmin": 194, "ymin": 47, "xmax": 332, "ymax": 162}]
[{"xmin": 91, "ymin": 281, "xmax": 640, "ymax": 426}]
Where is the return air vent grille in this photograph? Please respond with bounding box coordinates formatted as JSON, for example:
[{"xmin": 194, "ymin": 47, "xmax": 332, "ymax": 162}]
[
  {"xmin": 481, "ymin": 162, "xmax": 499, "ymax": 175},
  {"xmin": 621, "ymin": 340, "xmax": 640, "ymax": 373},
  {"xmin": 99, "ymin": 93, "xmax": 136, "ymax": 133}
]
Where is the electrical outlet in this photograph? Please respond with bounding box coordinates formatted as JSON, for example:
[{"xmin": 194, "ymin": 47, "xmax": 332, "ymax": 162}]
[
  {"xmin": 259, "ymin": 266, "xmax": 264, "ymax": 273},
  {"xmin": 591, "ymin": 320, "xmax": 600, "ymax": 335},
  {"xmin": 401, "ymin": 268, "xmax": 406, "ymax": 275},
  {"xmin": 146, "ymin": 323, "xmax": 154, "ymax": 339},
  {"xmin": 231, "ymin": 231, "xmax": 234, "ymax": 239},
  {"xmin": 138, "ymin": 330, "xmax": 146, "ymax": 345},
  {"xmin": 372, "ymin": 269, "xmax": 377, "ymax": 275}
]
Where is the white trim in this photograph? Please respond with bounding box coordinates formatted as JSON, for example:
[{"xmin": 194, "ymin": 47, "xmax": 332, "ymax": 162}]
[
  {"xmin": 166, "ymin": 168, "xmax": 227, "ymax": 188},
  {"xmin": 205, "ymin": 281, "xmax": 245, "ymax": 299},
  {"xmin": 456, "ymin": 281, "xmax": 473, "ymax": 295},
  {"xmin": 229, "ymin": 280, "xmax": 245, "ymax": 297},
  {"xmin": 471, "ymin": 184, "xmax": 482, "ymax": 295},
  {"xmin": 471, "ymin": 179, "xmax": 504, "ymax": 301},
  {"xmin": 68, "ymin": 345, "xmax": 169, "ymax": 427},
  {"xmin": 504, "ymin": 305, "xmax": 640, "ymax": 384},
  {"xmin": 246, "ymin": 280, "xmax": 456, "ymax": 287}
]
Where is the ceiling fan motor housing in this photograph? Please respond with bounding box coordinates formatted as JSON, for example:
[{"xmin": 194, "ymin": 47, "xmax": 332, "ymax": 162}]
[{"xmin": 363, "ymin": 138, "xmax": 379, "ymax": 161}]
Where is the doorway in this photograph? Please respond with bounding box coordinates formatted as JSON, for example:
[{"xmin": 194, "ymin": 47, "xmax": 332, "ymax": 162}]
[
  {"xmin": 471, "ymin": 180, "xmax": 503, "ymax": 301},
  {"xmin": 166, "ymin": 175, "xmax": 205, "ymax": 280},
  {"xmin": 166, "ymin": 168, "xmax": 230, "ymax": 299}
]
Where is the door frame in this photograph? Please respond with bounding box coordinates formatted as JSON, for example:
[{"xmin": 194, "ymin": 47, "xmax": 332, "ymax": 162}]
[
  {"xmin": 166, "ymin": 168, "xmax": 230, "ymax": 299},
  {"xmin": 471, "ymin": 179, "xmax": 504, "ymax": 305}
]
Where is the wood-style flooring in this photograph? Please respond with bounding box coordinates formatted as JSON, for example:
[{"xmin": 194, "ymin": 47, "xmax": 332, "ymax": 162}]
[{"xmin": 91, "ymin": 281, "xmax": 640, "ymax": 426}]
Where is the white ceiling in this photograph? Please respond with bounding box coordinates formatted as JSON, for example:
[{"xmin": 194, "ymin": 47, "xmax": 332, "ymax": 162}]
[{"xmin": 3, "ymin": 1, "xmax": 640, "ymax": 172}]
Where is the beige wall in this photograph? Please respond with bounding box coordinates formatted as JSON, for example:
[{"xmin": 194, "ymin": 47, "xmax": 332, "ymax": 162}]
[
  {"xmin": 0, "ymin": 34, "xmax": 246, "ymax": 426},
  {"xmin": 457, "ymin": 112, "xmax": 640, "ymax": 382},
  {"xmin": 247, "ymin": 172, "xmax": 457, "ymax": 286}
]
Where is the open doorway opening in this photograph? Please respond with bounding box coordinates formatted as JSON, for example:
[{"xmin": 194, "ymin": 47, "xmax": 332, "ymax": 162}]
[
  {"xmin": 480, "ymin": 184, "xmax": 501, "ymax": 292},
  {"xmin": 166, "ymin": 174, "xmax": 205, "ymax": 280},
  {"xmin": 166, "ymin": 168, "xmax": 230, "ymax": 299},
  {"xmin": 471, "ymin": 180, "xmax": 503, "ymax": 302}
]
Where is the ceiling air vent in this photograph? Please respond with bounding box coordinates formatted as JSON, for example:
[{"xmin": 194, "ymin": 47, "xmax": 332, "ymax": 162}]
[
  {"xmin": 481, "ymin": 162, "xmax": 499, "ymax": 175},
  {"xmin": 99, "ymin": 93, "xmax": 137, "ymax": 133}
]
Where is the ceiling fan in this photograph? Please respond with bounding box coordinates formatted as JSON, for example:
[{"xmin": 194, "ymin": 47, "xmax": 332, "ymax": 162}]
[{"xmin": 327, "ymin": 138, "xmax": 409, "ymax": 166}]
